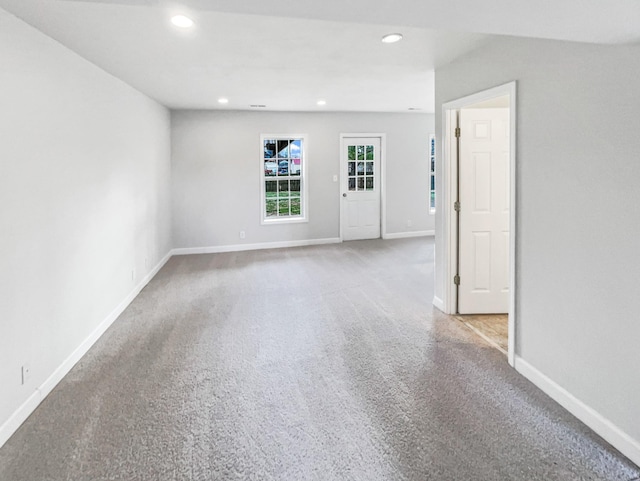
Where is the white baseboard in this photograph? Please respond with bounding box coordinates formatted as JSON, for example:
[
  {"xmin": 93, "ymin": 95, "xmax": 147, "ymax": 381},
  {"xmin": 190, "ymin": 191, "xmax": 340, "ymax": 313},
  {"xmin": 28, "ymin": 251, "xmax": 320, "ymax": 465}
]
[
  {"xmin": 515, "ymin": 356, "xmax": 640, "ymax": 468},
  {"xmin": 0, "ymin": 389, "xmax": 41, "ymax": 450},
  {"xmin": 383, "ymin": 230, "xmax": 435, "ymax": 240},
  {"xmin": 172, "ymin": 237, "xmax": 342, "ymax": 256},
  {"xmin": 0, "ymin": 251, "xmax": 172, "ymax": 449},
  {"xmin": 432, "ymin": 295, "xmax": 445, "ymax": 312}
]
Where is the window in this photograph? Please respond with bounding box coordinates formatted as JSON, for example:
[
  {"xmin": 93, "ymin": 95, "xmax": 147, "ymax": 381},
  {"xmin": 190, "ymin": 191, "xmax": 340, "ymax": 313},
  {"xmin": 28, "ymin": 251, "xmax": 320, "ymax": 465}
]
[
  {"xmin": 347, "ymin": 144, "xmax": 375, "ymax": 191},
  {"xmin": 261, "ymin": 134, "xmax": 307, "ymax": 223},
  {"xmin": 429, "ymin": 134, "xmax": 436, "ymax": 213}
]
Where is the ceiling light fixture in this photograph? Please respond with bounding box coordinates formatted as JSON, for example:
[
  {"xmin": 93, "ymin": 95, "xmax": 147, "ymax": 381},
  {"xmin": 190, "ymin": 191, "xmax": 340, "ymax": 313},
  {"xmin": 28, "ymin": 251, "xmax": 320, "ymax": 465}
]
[
  {"xmin": 381, "ymin": 33, "xmax": 403, "ymax": 44},
  {"xmin": 218, "ymin": 98, "xmax": 229, "ymax": 104},
  {"xmin": 171, "ymin": 15, "xmax": 194, "ymax": 28},
  {"xmin": 317, "ymin": 99, "xmax": 327, "ymax": 106}
]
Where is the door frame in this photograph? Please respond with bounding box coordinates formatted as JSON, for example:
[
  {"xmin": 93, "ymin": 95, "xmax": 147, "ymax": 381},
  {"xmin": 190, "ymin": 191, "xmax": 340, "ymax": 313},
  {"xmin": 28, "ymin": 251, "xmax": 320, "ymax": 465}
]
[
  {"xmin": 440, "ymin": 81, "xmax": 517, "ymax": 366},
  {"xmin": 339, "ymin": 133, "xmax": 387, "ymax": 241}
]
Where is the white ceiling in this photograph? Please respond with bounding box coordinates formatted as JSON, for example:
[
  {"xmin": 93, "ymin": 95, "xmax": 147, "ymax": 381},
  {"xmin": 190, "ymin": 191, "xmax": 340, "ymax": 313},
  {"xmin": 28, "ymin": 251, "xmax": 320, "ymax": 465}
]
[{"xmin": 2, "ymin": 0, "xmax": 639, "ymax": 113}]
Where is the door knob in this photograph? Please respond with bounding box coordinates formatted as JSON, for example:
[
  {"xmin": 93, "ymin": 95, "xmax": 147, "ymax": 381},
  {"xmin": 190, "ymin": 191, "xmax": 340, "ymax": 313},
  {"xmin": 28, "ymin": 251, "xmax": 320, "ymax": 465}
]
[{"xmin": 342, "ymin": 193, "xmax": 347, "ymax": 197}]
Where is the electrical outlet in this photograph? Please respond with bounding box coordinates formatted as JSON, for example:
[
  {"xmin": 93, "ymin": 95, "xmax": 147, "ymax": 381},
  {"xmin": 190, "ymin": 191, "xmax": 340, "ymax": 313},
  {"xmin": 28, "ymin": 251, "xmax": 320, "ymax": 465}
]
[
  {"xmin": 131, "ymin": 269, "xmax": 135, "ymax": 281},
  {"xmin": 407, "ymin": 219, "xmax": 412, "ymax": 228},
  {"xmin": 21, "ymin": 364, "xmax": 31, "ymax": 385},
  {"xmin": 239, "ymin": 231, "xmax": 246, "ymax": 239},
  {"xmin": 145, "ymin": 257, "xmax": 148, "ymax": 269},
  {"xmin": 333, "ymin": 174, "xmax": 338, "ymax": 182}
]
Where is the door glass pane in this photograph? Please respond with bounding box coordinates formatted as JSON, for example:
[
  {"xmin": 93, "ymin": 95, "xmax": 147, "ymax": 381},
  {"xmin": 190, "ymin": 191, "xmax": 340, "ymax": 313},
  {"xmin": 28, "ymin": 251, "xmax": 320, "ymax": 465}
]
[
  {"xmin": 366, "ymin": 145, "xmax": 374, "ymax": 160},
  {"xmin": 349, "ymin": 177, "xmax": 356, "ymax": 191},
  {"xmin": 357, "ymin": 145, "xmax": 365, "ymax": 160},
  {"xmin": 366, "ymin": 162, "xmax": 374, "ymax": 175},
  {"xmin": 357, "ymin": 162, "xmax": 364, "ymax": 176},
  {"xmin": 357, "ymin": 177, "xmax": 364, "ymax": 190},
  {"xmin": 348, "ymin": 162, "xmax": 355, "ymax": 176},
  {"xmin": 366, "ymin": 177, "xmax": 374, "ymax": 190},
  {"xmin": 348, "ymin": 145, "xmax": 356, "ymax": 160}
]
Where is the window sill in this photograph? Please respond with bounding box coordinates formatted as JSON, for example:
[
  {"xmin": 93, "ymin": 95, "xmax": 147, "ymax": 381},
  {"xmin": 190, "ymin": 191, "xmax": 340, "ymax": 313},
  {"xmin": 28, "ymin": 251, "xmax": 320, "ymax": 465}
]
[{"xmin": 261, "ymin": 216, "xmax": 308, "ymax": 225}]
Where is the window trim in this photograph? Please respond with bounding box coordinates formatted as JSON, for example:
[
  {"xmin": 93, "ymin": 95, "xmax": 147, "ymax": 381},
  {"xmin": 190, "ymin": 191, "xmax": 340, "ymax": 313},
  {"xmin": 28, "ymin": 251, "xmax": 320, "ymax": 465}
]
[{"xmin": 260, "ymin": 134, "xmax": 309, "ymax": 225}]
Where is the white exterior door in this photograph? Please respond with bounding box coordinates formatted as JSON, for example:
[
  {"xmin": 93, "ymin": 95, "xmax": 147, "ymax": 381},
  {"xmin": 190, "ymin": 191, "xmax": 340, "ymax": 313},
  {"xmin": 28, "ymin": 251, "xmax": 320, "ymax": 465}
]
[
  {"xmin": 458, "ymin": 108, "xmax": 510, "ymax": 314},
  {"xmin": 341, "ymin": 137, "xmax": 381, "ymax": 241}
]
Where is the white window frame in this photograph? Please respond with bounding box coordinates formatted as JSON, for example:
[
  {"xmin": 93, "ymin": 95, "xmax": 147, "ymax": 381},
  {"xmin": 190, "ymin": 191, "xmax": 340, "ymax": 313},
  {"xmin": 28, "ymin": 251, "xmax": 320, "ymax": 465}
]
[
  {"xmin": 429, "ymin": 133, "xmax": 436, "ymax": 214},
  {"xmin": 260, "ymin": 134, "xmax": 309, "ymax": 224}
]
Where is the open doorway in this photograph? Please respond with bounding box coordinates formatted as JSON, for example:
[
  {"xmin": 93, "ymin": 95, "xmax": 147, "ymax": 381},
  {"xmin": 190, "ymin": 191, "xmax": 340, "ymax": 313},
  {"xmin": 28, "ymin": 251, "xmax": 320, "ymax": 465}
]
[{"xmin": 441, "ymin": 82, "xmax": 517, "ymax": 365}]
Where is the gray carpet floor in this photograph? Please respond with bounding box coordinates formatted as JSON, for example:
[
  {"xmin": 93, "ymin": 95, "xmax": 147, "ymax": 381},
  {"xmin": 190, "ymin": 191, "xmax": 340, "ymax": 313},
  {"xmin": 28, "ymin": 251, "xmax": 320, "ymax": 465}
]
[{"xmin": 0, "ymin": 238, "xmax": 638, "ymax": 481}]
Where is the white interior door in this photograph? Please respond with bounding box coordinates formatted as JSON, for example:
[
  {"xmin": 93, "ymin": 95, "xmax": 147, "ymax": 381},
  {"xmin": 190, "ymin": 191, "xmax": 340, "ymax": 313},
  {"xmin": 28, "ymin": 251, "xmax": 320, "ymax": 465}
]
[
  {"xmin": 458, "ymin": 108, "xmax": 510, "ymax": 314},
  {"xmin": 341, "ymin": 137, "xmax": 381, "ymax": 241}
]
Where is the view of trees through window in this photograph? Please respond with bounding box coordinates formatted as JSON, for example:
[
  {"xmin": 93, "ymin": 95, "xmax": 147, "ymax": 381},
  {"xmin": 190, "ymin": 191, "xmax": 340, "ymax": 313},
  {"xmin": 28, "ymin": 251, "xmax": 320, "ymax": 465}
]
[
  {"xmin": 263, "ymin": 137, "xmax": 303, "ymax": 219},
  {"xmin": 429, "ymin": 134, "xmax": 436, "ymax": 213}
]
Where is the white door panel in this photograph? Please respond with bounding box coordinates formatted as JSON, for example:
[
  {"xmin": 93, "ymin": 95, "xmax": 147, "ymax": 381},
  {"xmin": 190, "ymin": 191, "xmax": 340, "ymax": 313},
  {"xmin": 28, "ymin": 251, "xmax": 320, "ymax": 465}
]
[
  {"xmin": 500, "ymin": 231, "xmax": 510, "ymax": 292},
  {"xmin": 362, "ymin": 200, "xmax": 377, "ymax": 226},
  {"xmin": 473, "ymin": 152, "xmax": 491, "ymax": 212},
  {"xmin": 347, "ymin": 203, "xmax": 359, "ymax": 228},
  {"xmin": 341, "ymin": 137, "xmax": 381, "ymax": 241},
  {"xmin": 502, "ymin": 150, "xmax": 510, "ymax": 211},
  {"xmin": 459, "ymin": 108, "xmax": 509, "ymax": 314},
  {"xmin": 472, "ymin": 231, "xmax": 491, "ymax": 291}
]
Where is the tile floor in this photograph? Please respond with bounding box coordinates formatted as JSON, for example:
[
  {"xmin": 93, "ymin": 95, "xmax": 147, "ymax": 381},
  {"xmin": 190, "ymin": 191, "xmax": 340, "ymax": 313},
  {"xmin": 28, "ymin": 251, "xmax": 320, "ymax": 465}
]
[{"xmin": 454, "ymin": 313, "xmax": 509, "ymax": 354}]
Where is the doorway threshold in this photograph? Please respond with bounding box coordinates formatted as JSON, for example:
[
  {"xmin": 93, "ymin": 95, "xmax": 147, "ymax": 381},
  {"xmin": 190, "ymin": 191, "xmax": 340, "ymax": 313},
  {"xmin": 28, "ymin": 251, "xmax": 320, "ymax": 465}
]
[{"xmin": 454, "ymin": 314, "xmax": 508, "ymax": 355}]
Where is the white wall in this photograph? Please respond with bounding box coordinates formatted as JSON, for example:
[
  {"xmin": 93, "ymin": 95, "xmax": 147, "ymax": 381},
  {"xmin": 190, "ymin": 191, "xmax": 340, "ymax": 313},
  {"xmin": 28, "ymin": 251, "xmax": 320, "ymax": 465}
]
[
  {"xmin": 0, "ymin": 9, "xmax": 172, "ymax": 444},
  {"xmin": 435, "ymin": 36, "xmax": 640, "ymax": 464},
  {"xmin": 171, "ymin": 110, "xmax": 434, "ymax": 249},
  {"xmin": 171, "ymin": 111, "xmax": 435, "ymax": 248}
]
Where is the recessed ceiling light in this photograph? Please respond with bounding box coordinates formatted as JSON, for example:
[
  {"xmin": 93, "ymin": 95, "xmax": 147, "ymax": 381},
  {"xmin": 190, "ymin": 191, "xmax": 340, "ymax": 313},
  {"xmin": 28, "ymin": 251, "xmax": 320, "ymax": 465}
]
[
  {"xmin": 317, "ymin": 99, "xmax": 327, "ymax": 106},
  {"xmin": 218, "ymin": 98, "xmax": 229, "ymax": 104},
  {"xmin": 171, "ymin": 15, "xmax": 194, "ymax": 28},
  {"xmin": 381, "ymin": 33, "xmax": 403, "ymax": 44}
]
